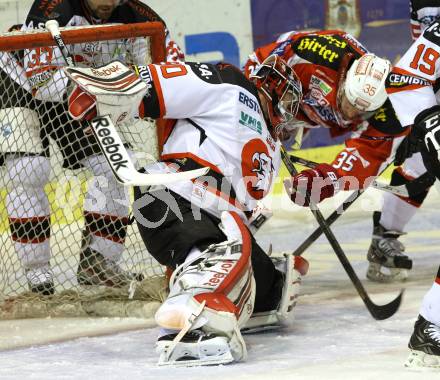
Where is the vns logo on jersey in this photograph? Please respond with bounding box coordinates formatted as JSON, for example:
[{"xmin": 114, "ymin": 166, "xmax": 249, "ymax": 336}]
[{"xmin": 241, "ymin": 139, "xmax": 274, "ymax": 199}]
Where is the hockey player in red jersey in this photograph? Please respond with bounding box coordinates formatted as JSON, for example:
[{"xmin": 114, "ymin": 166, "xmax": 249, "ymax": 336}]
[
  {"xmin": 2, "ymin": 0, "xmax": 184, "ymax": 294},
  {"xmin": 65, "ymin": 55, "xmax": 309, "ymax": 365},
  {"xmin": 244, "ymin": 30, "xmax": 412, "ymax": 282},
  {"xmin": 385, "ymin": 17, "xmax": 440, "ymax": 363}
]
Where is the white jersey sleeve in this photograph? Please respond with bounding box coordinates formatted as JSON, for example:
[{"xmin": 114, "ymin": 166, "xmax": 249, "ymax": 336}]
[
  {"xmin": 386, "ymin": 21, "xmax": 440, "ymax": 127},
  {"xmin": 141, "ymin": 62, "xmax": 239, "ymax": 121}
]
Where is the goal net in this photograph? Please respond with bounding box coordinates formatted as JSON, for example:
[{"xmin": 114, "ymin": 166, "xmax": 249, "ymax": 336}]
[{"xmin": 0, "ymin": 22, "xmax": 168, "ymax": 319}]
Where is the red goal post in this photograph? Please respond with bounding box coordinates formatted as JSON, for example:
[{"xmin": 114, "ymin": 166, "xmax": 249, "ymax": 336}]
[{"xmin": 0, "ymin": 21, "xmax": 166, "ymax": 59}]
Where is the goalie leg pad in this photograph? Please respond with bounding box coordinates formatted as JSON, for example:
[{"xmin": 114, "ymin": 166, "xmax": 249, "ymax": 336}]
[
  {"xmin": 243, "ymin": 253, "xmax": 309, "ymax": 333},
  {"xmin": 155, "ymin": 211, "xmax": 255, "ymax": 366}
]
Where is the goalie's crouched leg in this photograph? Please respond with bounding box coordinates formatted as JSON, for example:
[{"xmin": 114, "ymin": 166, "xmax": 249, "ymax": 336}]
[
  {"xmin": 154, "ymin": 211, "xmax": 255, "ymax": 366},
  {"xmin": 133, "ymin": 188, "xmax": 302, "ymax": 365}
]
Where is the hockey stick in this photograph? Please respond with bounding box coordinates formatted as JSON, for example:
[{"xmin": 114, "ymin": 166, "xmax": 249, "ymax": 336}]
[
  {"xmin": 292, "ymin": 188, "xmax": 363, "ymax": 256},
  {"xmin": 289, "ymin": 155, "xmax": 409, "ymax": 197},
  {"xmin": 290, "ymin": 157, "xmax": 434, "ymax": 256},
  {"xmin": 45, "ymin": 20, "xmax": 209, "ymax": 186},
  {"xmin": 281, "ymin": 147, "xmax": 403, "ymax": 320}
]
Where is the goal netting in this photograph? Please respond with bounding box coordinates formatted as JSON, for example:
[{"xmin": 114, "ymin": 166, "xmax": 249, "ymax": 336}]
[{"xmin": 0, "ymin": 22, "xmax": 168, "ymax": 319}]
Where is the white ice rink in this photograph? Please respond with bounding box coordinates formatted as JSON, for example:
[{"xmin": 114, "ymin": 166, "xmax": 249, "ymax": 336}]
[{"xmin": 0, "ymin": 188, "xmax": 439, "ymax": 380}]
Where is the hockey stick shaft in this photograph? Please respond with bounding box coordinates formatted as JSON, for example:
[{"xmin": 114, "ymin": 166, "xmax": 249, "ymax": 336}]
[
  {"xmin": 45, "ymin": 20, "xmax": 75, "ymax": 67},
  {"xmin": 281, "ymin": 147, "xmax": 403, "ymax": 320},
  {"xmin": 291, "ymin": 155, "xmax": 399, "ymax": 256},
  {"xmin": 45, "ymin": 20, "xmax": 208, "ymax": 186},
  {"xmin": 292, "ymin": 188, "xmax": 362, "ymax": 256},
  {"xmin": 289, "ymin": 155, "xmax": 409, "ymax": 197}
]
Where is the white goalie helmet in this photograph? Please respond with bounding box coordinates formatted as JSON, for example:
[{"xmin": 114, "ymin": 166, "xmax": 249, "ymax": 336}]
[{"xmin": 344, "ymin": 53, "xmax": 391, "ymax": 112}]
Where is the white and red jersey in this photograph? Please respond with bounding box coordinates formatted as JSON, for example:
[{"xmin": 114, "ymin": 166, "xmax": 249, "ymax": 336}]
[
  {"xmin": 386, "ymin": 20, "xmax": 440, "ymax": 127},
  {"xmin": 410, "ymin": 0, "xmax": 440, "ymax": 40},
  {"xmin": 21, "ymin": 0, "xmax": 184, "ymax": 102},
  {"xmin": 137, "ymin": 62, "xmax": 281, "ymax": 221}
]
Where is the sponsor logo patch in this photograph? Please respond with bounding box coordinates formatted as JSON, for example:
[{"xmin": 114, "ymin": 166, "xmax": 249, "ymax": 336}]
[
  {"xmin": 296, "ymin": 35, "xmax": 347, "ymax": 63},
  {"xmin": 29, "ymin": 70, "xmax": 53, "ymax": 88},
  {"xmin": 135, "ymin": 65, "xmax": 153, "ymax": 91},
  {"xmin": 241, "ymin": 139, "xmax": 274, "ymax": 199},
  {"xmin": 373, "ymin": 107, "xmax": 387, "ymax": 122},
  {"xmin": 239, "ymin": 92, "xmax": 260, "ymax": 113},
  {"xmin": 310, "ymin": 75, "xmax": 332, "ymax": 96},
  {"xmin": 91, "ymin": 117, "xmax": 129, "ymax": 172},
  {"xmin": 90, "ymin": 64, "xmax": 121, "ymax": 77},
  {"xmin": 387, "ymin": 73, "xmax": 431, "ymax": 88},
  {"xmin": 239, "ymin": 111, "xmax": 262, "ymax": 134}
]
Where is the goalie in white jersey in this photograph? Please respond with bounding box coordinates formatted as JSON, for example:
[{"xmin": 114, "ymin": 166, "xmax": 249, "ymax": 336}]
[
  {"xmin": 386, "ymin": 17, "xmax": 440, "ymax": 370},
  {"xmin": 66, "ymin": 55, "xmax": 309, "ymax": 366}
]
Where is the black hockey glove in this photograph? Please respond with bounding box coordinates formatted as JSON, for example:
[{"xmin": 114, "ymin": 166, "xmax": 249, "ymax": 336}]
[
  {"xmin": 412, "ymin": 105, "xmax": 440, "ymax": 181},
  {"xmin": 393, "ymin": 125, "xmax": 424, "ymax": 166}
]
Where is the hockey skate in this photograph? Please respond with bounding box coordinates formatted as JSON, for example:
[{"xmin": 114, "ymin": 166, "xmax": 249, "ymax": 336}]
[
  {"xmin": 155, "ymin": 211, "xmax": 255, "ymax": 367},
  {"xmin": 25, "ymin": 265, "xmax": 55, "ymax": 296},
  {"xmin": 405, "ymin": 315, "xmax": 440, "ymax": 370},
  {"xmin": 77, "ymin": 247, "xmax": 143, "ymax": 287},
  {"xmin": 156, "ymin": 329, "xmax": 236, "ymax": 367},
  {"xmin": 243, "ymin": 252, "xmax": 309, "ymax": 333},
  {"xmin": 366, "ymin": 211, "xmax": 412, "ymax": 283}
]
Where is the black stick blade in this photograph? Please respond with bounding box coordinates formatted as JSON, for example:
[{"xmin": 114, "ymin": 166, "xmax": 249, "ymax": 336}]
[{"xmin": 366, "ymin": 290, "xmax": 404, "ymax": 320}]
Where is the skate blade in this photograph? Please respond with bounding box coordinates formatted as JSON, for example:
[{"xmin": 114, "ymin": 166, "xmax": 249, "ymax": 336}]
[
  {"xmin": 158, "ymin": 352, "xmax": 234, "ymax": 367},
  {"xmin": 366, "ymin": 263, "xmax": 408, "ymax": 283},
  {"xmin": 157, "ymin": 338, "xmax": 234, "ymax": 367},
  {"xmin": 242, "ymin": 309, "xmax": 287, "ymax": 334},
  {"xmin": 405, "ymin": 349, "xmax": 440, "ymax": 371},
  {"xmin": 242, "ymin": 324, "xmax": 282, "ymax": 334}
]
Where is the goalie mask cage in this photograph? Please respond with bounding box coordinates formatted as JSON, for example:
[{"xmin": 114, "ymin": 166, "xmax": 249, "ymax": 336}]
[{"xmin": 0, "ymin": 22, "xmax": 168, "ymax": 319}]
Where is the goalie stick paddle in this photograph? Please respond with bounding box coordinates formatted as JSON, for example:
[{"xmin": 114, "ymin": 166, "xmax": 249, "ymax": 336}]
[
  {"xmin": 281, "ymin": 147, "xmax": 403, "ymax": 320},
  {"xmin": 45, "ymin": 20, "xmax": 209, "ymax": 186},
  {"xmin": 90, "ymin": 115, "xmax": 208, "ymax": 186}
]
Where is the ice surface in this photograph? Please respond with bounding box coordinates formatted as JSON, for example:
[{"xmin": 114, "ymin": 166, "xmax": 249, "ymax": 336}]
[{"xmin": 0, "ymin": 188, "xmax": 438, "ymax": 379}]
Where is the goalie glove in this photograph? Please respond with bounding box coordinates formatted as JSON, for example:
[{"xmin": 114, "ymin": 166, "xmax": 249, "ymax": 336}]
[
  {"xmin": 284, "ymin": 163, "xmax": 340, "ymax": 207},
  {"xmin": 413, "ymin": 105, "xmax": 440, "ymax": 181}
]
